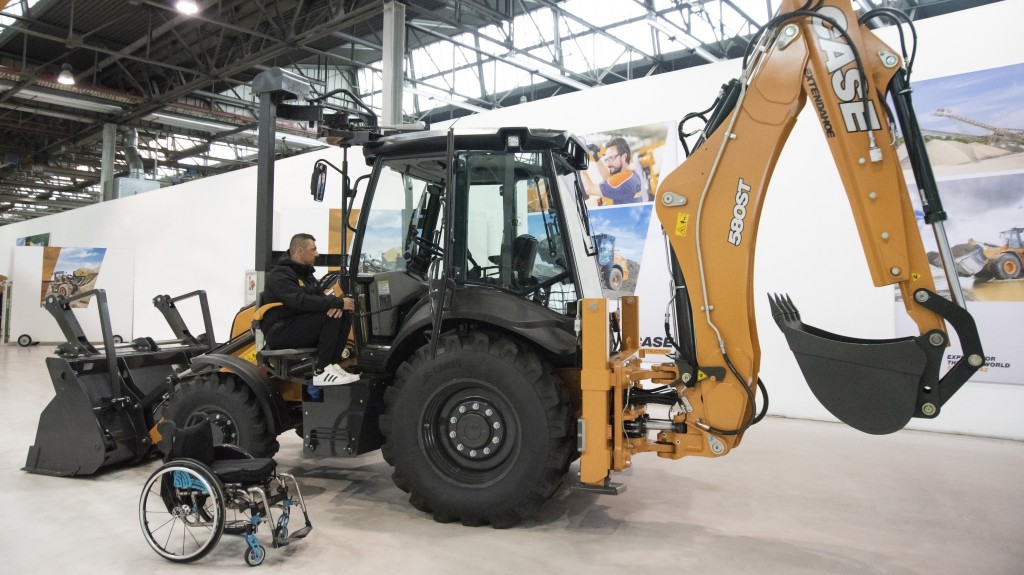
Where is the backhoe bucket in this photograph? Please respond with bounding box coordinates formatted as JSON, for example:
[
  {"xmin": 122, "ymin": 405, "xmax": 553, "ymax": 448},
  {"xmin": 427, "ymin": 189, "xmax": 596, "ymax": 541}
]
[{"xmin": 769, "ymin": 294, "xmax": 945, "ymax": 435}]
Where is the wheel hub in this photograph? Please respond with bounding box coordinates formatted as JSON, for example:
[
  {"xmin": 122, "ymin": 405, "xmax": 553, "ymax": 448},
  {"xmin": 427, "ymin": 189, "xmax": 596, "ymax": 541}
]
[{"xmin": 444, "ymin": 398, "xmax": 505, "ymax": 462}]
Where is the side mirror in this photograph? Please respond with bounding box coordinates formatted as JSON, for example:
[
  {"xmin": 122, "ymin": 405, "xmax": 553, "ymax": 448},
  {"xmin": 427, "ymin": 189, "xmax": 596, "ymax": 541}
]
[{"xmin": 310, "ymin": 163, "xmax": 327, "ymax": 202}]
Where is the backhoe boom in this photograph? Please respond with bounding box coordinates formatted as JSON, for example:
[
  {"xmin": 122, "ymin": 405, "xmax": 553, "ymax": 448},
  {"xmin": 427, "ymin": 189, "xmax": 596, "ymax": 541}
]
[{"xmin": 579, "ymin": 0, "xmax": 984, "ymax": 488}]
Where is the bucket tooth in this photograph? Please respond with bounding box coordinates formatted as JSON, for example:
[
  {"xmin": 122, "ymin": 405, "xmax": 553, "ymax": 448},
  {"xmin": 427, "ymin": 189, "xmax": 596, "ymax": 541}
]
[{"xmin": 768, "ymin": 294, "xmax": 940, "ymax": 435}]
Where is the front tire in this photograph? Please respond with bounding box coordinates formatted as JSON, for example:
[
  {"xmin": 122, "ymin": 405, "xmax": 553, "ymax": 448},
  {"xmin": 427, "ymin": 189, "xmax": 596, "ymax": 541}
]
[
  {"xmin": 380, "ymin": 329, "xmax": 573, "ymax": 527},
  {"xmin": 604, "ymin": 266, "xmax": 624, "ymax": 291},
  {"xmin": 994, "ymin": 253, "xmax": 1021, "ymax": 280},
  {"xmin": 160, "ymin": 372, "xmax": 279, "ymax": 457}
]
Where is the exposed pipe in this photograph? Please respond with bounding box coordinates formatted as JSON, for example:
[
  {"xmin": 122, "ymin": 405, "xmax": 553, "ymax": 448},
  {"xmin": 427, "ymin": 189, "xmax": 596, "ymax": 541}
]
[{"xmin": 124, "ymin": 128, "xmax": 145, "ymax": 180}]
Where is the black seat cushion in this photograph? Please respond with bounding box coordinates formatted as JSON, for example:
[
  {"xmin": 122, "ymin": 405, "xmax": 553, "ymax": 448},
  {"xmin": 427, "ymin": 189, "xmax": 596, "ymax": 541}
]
[{"xmin": 211, "ymin": 458, "xmax": 276, "ymax": 484}]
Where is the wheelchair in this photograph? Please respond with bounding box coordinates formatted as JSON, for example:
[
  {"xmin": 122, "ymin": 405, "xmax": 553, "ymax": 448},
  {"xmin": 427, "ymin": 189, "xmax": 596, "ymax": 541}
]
[{"xmin": 138, "ymin": 418, "xmax": 312, "ymax": 566}]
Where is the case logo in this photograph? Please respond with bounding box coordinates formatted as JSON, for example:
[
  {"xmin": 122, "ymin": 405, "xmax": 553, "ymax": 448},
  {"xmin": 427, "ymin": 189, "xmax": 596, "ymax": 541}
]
[{"xmin": 810, "ymin": 6, "xmax": 881, "ymax": 133}]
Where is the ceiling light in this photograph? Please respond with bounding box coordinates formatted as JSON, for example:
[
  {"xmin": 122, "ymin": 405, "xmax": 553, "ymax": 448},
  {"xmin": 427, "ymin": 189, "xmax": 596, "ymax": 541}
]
[
  {"xmin": 57, "ymin": 64, "xmax": 75, "ymax": 86},
  {"xmin": 175, "ymin": 0, "xmax": 199, "ymax": 15}
]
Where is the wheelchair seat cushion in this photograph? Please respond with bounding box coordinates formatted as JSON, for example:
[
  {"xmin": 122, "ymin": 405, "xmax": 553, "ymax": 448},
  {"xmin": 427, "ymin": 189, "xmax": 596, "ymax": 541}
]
[{"xmin": 211, "ymin": 457, "xmax": 277, "ymax": 484}]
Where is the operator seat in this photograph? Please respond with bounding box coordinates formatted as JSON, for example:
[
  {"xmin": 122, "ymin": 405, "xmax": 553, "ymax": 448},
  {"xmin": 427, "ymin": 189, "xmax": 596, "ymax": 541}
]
[
  {"xmin": 511, "ymin": 234, "xmax": 539, "ymax": 291},
  {"xmin": 251, "ymin": 298, "xmax": 316, "ymax": 378}
]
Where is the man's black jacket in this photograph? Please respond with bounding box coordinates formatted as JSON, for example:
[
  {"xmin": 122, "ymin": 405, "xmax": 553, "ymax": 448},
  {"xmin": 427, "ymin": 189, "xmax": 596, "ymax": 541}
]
[{"xmin": 262, "ymin": 256, "xmax": 346, "ymax": 333}]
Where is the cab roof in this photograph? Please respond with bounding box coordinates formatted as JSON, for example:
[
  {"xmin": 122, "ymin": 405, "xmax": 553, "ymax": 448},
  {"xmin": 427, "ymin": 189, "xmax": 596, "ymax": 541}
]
[{"xmin": 362, "ymin": 127, "xmax": 589, "ymax": 171}]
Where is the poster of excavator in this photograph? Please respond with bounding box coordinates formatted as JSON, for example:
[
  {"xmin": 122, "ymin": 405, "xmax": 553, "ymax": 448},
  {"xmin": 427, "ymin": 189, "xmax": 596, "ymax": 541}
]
[
  {"xmin": 896, "ymin": 61, "xmax": 1024, "ymax": 385},
  {"xmin": 39, "ymin": 247, "xmax": 106, "ymax": 308}
]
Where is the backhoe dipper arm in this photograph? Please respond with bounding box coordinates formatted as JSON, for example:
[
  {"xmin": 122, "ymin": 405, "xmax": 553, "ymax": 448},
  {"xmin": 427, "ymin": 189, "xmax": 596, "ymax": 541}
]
[{"xmin": 654, "ymin": 0, "xmax": 984, "ymax": 438}]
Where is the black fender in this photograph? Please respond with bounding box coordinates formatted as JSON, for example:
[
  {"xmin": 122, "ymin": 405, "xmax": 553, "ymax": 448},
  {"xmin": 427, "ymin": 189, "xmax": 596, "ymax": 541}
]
[
  {"xmin": 386, "ymin": 286, "xmax": 577, "ymax": 373},
  {"xmin": 186, "ymin": 354, "xmax": 287, "ymax": 436}
]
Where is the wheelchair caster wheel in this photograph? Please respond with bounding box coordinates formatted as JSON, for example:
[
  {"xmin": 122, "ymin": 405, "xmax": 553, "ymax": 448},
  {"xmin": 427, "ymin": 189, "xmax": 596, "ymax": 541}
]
[
  {"xmin": 17, "ymin": 334, "xmax": 32, "ymax": 347},
  {"xmin": 245, "ymin": 546, "xmax": 265, "ymax": 567}
]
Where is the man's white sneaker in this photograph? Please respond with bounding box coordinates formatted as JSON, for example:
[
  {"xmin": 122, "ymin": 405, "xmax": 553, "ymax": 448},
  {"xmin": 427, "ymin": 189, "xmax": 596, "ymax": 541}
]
[{"xmin": 314, "ymin": 365, "xmax": 359, "ymax": 386}]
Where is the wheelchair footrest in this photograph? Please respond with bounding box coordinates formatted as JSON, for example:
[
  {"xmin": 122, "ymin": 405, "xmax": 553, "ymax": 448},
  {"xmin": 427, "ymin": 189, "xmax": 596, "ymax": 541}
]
[{"xmin": 287, "ymin": 525, "xmax": 313, "ymax": 541}]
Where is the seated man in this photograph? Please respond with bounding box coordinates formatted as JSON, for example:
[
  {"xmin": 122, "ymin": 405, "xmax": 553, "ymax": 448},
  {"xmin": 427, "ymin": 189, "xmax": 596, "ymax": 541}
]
[{"xmin": 262, "ymin": 233, "xmax": 358, "ymax": 386}]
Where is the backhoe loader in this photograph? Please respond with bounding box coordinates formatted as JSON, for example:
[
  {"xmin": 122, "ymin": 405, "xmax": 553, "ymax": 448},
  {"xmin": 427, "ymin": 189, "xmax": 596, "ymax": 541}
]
[{"xmin": 25, "ymin": 0, "xmax": 984, "ymax": 528}]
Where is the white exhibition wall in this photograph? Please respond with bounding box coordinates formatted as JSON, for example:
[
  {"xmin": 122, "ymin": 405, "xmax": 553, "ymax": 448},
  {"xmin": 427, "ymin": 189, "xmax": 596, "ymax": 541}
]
[
  {"xmin": 0, "ymin": 146, "xmax": 356, "ymax": 345},
  {"xmin": 1, "ymin": 2, "xmax": 1020, "ymax": 439}
]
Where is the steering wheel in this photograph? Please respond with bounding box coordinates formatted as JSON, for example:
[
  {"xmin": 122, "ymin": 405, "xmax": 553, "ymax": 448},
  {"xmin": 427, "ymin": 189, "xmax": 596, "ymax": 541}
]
[
  {"xmin": 321, "ymin": 270, "xmax": 342, "ymax": 294},
  {"xmin": 412, "ymin": 236, "xmax": 443, "ymax": 257},
  {"xmin": 521, "ymin": 269, "xmax": 570, "ymax": 299}
]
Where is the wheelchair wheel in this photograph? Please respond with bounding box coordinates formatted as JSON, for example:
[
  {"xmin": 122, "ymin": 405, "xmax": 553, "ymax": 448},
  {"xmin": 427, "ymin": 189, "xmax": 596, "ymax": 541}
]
[
  {"xmin": 139, "ymin": 460, "xmax": 226, "ymax": 562},
  {"xmin": 245, "ymin": 546, "xmax": 265, "ymax": 567}
]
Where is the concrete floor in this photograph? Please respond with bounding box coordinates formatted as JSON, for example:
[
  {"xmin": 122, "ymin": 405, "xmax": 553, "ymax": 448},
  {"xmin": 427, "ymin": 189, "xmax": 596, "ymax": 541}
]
[{"xmin": 3, "ymin": 342, "xmax": 1022, "ymax": 574}]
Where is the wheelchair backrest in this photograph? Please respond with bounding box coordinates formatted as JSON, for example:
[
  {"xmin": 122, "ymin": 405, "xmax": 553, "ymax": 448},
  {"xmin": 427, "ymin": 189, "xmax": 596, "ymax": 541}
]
[{"xmin": 157, "ymin": 419, "xmax": 215, "ymax": 465}]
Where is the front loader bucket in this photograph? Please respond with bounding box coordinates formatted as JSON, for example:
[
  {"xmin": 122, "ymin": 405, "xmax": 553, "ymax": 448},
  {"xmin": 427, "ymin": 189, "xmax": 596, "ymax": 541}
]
[
  {"xmin": 24, "ymin": 357, "xmax": 151, "ymax": 476},
  {"xmin": 769, "ymin": 294, "xmax": 949, "ymax": 435}
]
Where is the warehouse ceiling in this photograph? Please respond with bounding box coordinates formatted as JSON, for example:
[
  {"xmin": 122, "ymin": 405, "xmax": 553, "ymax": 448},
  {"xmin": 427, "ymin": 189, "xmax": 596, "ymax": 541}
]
[{"xmin": 0, "ymin": 0, "xmax": 1000, "ymax": 225}]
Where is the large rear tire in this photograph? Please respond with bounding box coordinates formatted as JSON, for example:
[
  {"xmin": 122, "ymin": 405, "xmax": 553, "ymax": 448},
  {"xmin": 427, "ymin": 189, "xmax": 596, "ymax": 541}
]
[
  {"xmin": 994, "ymin": 253, "xmax": 1021, "ymax": 280},
  {"xmin": 159, "ymin": 372, "xmax": 279, "ymax": 457},
  {"xmin": 380, "ymin": 329, "xmax": 573, "ymax": 528}
]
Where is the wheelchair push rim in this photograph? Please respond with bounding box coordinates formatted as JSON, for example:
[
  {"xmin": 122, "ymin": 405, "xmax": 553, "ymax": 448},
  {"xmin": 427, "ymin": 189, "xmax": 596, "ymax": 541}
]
[{"xmin": 138, "ymin": 460, "xmax": 226, "ymax": 562}]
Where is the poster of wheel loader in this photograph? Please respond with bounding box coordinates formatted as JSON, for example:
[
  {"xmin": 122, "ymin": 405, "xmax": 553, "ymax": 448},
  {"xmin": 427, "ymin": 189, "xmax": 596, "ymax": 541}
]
[
  {"xmin": 943, "ymin": 228, "xmax": 1024, "ymax": 282},
  {"xmin": 39, "ymin": 247, "xmax": 106, "ymax": 308}
]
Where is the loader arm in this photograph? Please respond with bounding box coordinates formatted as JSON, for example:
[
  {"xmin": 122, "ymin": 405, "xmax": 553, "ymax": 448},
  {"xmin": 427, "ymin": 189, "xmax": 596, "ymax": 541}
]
[{"xmin": 652, "ymin": 0, "xmax": 984, "ymax": 440}]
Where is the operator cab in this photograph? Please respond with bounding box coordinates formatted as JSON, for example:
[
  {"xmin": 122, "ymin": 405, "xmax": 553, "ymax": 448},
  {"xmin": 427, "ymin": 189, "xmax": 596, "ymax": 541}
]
[{"xmin": 346, "ymin": 128, "xmax": 601, "ymax": 368}]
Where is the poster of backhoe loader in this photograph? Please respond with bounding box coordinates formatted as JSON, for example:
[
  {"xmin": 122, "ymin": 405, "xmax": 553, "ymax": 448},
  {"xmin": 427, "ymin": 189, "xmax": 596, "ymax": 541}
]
[
  {"xmin": 39, "ymin": 247, "xmax": 106, "ymax": 308},
  {"xmin": 584, "ymin": 204, "xmax": 651, "ymax": 298}
]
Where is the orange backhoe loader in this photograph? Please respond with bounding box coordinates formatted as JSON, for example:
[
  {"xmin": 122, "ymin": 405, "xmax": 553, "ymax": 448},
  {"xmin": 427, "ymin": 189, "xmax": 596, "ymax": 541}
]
[{"xmin": 26, "ymin": 0, "xmax": 985, "ymax": 528}]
